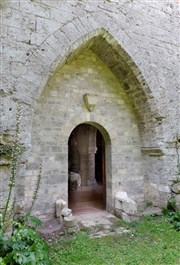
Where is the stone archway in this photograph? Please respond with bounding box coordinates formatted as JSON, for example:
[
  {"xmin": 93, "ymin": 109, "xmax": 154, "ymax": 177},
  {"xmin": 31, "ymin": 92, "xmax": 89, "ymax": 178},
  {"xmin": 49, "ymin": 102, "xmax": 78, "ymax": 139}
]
[
  {"xmin": 25, "ymin": 46, "xmax": 144, "ymax": 218},
  {"xmin": 68, "ymin": 124, "xmax": 106, "ymax": 214},
  {"xmin": 1, "ymin": 2, "xmax": 177, "ymax": 223},
  {"xmin": 22, "ymin": 28, "xmax": 167, "ymax": 219}
]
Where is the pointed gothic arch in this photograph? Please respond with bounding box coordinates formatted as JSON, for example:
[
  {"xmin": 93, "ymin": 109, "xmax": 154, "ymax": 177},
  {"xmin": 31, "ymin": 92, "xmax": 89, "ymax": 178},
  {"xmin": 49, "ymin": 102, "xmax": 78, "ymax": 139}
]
[
  {"xmin": 24, "ymin": 26, "xmax": 165, "ymax": 218},
  {"xmin": 34, "ymin": 27, "xmax": 162, "ymax": 146}
]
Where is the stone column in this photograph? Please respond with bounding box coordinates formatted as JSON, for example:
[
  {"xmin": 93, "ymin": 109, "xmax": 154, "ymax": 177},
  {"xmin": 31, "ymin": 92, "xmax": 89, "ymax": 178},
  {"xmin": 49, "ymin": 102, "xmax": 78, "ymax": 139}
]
[
  {"xmin": 76, "ymin": 125, "xmax": 97, "ymax": 186},
  {"xmin": 80, "ymin": 153, "xmax": 89, "ymax": 186},
  {"xmin": 87, "ymin": 126, "xmax": 97, "ymax": 186}
]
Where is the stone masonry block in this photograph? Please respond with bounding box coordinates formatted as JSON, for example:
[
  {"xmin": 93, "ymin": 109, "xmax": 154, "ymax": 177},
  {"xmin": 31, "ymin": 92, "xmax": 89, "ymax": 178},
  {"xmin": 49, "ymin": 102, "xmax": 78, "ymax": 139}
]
[
  {"xmin": 115, "ymin": 191, "xmax": 137, "ymax": 215},
  {"xmin": 175, "ymin": 194, "xmax": 180, "ymax": 210},
  {"xmin": 61, "ymin": 207, "xmax": 72, "ymax": 218},
  {"xmin": 122, "ymin": 212, "xmax": 131, "ymax": 222},
  {"xmin": 115, "ymin": 191, "xmax": 128, "ymax": 210},
  {"xmin": 55, "ymin": 199, "xmax": 67, "ymax": 217},
  {"xmin": 61, "ymin": 22, "xmax": 85, "ymax": 43},
  {"xmin": 171, "ymin": 183, "xmax": 180, "ymax": 194},
  {"xmin": 1, "ymin": 1, "xmax": 178, "ymax": 218},
  {"xmin": 19, "ymin": 1, "xmax": 51, "ymax": 18},
  {"xmin": 122, "ymin": 198, "xmax": 137, "ymax": 215},
  {"xmin": 63, "ymin": 216, "xmax": 76, "ymax": 228}
]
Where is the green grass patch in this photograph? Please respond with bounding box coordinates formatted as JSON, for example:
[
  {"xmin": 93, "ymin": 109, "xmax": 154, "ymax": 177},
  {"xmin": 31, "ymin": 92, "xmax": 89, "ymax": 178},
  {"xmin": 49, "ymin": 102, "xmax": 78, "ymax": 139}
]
[{"xmin": 49, "ymin": 217, "xmax": 180, "ymax": 265}]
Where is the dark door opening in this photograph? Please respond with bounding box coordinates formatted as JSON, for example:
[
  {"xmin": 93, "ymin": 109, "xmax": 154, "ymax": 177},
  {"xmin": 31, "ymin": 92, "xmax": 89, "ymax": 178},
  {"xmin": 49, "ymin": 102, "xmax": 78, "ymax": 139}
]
[
  {"xmin": 95, "ymin": 129, "xmax": 106, "ymax": 205},
  {"xmin": 68, "ymin": 124, "xmax": 106, "ymax": 214}
]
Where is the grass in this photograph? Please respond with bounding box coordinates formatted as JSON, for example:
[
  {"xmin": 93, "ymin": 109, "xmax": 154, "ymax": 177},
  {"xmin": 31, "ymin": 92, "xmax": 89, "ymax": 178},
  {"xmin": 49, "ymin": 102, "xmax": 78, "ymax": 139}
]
[{"xmin": 49, "ymin": 216, "xmax": 180, "ymax": 265}]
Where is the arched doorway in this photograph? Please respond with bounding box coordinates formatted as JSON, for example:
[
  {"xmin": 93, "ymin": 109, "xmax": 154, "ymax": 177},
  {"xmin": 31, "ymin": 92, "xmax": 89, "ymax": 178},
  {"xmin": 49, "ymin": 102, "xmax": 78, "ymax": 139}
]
[{"xmin": 68, "ymin": 124, "xmax": 106, "ymax": 214}]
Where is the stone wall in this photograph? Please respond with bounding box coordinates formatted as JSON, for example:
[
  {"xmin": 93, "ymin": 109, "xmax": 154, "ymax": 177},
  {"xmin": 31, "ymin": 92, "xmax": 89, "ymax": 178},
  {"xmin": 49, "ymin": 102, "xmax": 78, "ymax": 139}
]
[
  {"xmin": 0, "ymin": 0, "xmax": 179, "ymax": 218},
  {"xmin": 26, "ymin": 49, "xmax": 144, "ymax": 217}
]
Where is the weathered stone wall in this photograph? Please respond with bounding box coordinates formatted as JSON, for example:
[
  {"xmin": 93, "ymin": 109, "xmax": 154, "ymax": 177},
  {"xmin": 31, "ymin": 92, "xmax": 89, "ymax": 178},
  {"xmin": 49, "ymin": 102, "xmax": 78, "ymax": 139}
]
[
  {"xmin": 0, "ymin": 0, "xmax": 179, "ymax": 217},
  {"xmin": 26, "ymin": 49, "xmax": 143, "ymax": 217}
]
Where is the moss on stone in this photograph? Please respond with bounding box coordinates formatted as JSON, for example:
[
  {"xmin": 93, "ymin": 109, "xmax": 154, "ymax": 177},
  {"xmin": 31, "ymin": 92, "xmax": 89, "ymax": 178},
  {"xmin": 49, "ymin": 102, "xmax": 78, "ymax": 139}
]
[{"xmin": 0, "ymin": 144, "xmax": 13, "ymax": 159}]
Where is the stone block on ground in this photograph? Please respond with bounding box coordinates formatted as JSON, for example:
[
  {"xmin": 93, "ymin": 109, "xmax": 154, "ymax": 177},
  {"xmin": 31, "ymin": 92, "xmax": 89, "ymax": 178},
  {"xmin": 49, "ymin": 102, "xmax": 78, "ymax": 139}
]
[
  {"xmin": 114, "ymin": 191, "xmax": 137, "ymax": 215},
  {"xmin": 122, "ymin": 212, "xmax": 131, "ymax": 222},
  {"xmin": 175, "ymin": 194, "xmax": 180, "ymax": 210},
  {"xmin": 171, "ymin": 183, "xmax": 180, "ymax": 194},
  {"xmin": 115, "ymin": 191, "xmax": 128, "ymax": 201},
  {"xmin": 158, "ymin": 185, "xmax": 171, "ymax": 207},
  {"xmin": 122, "ymin": 198, "xmax": 137, "ymax": 215},
  {"xmin": 63, "ymin": 216, "xmax": 79, "ymax": 234},
  {"xmin": 61, "ymin": 207, "xmax": 72, "ymax": 217},
  {"xmin": 63, "ymin": 216, "xmax": 77, "ymax": 228},
  {"xmin": 56, "ymin": 199, "xmax": 67, "ymax": 217},
  {"xmin": 114, "ymin": 191, "xmax": 128, "ymax": 210},
  {"xmin": 143, "ymin": 206, "xmax": 162, "ymax": 216},
  {"xmin": 114, "ymin": 209, "xmax": 123, "ymax": 219}
]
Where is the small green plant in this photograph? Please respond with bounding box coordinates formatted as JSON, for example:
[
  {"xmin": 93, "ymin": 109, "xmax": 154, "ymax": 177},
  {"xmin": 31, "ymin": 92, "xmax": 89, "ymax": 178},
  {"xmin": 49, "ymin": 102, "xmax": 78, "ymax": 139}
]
[
  {"xmin": 145, "ymin": 200, "xmax": 153, "ymax": 208},
  {"xmin": 163, "ymin": 210, "xmax": 180, "ymax": 232},
  {"xmin": 162, "ymin": 199, "xmax": 180, "ymax": 231},
  {"xmin": 0, "ymin": 221, "xmax": 50, "ymax": 264},
  {"xmin": 167, "ymin": 199, "xmax": 176, "ymax": 211}
]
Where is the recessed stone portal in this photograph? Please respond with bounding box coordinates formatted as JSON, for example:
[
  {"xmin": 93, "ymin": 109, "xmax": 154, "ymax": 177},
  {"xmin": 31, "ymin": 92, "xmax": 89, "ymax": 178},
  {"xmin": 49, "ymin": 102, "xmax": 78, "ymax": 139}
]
[
  {"xmin": 23, "ymin": 47, "xmax": 145, "ymax": 219},
  {"xmin": 68, "ymin": 124, "xmax": 106, "ymax": 214}
]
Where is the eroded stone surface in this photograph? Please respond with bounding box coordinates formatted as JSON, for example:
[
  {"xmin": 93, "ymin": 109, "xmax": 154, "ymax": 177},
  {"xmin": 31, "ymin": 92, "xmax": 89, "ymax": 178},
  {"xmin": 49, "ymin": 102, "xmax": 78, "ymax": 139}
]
[
  {"xmin": 56, "ymin": 199, "xmax": 67, "ymax": 217},
  {"xmin": 0, "ymin": 0, "xmax": 179, "ymax": 218},
  {"xmin": 175, "ymin": 194, "xmax": 180, "ymax": 210},
  {"xmin": 74, "ymin": 211, "xmax": 130, "ymax": 238},
  {"xmin": 171, "ymin": 183, "xmax": 180, "ymax": 194},
  {"xmin": 115, "ymin": 191, "xmax": 137, "ymax": 220}
]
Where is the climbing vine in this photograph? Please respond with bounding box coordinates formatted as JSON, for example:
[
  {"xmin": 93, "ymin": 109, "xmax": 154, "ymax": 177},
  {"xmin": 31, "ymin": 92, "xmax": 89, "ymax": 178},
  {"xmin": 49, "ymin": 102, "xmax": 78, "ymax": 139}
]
[
  {"xmin": 0, "ymin": 102, "xmax": 50, "ymax": 264},
  {"xmin": 2, "ymin": 103, "xmax": 22, "ymax": 223}
]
